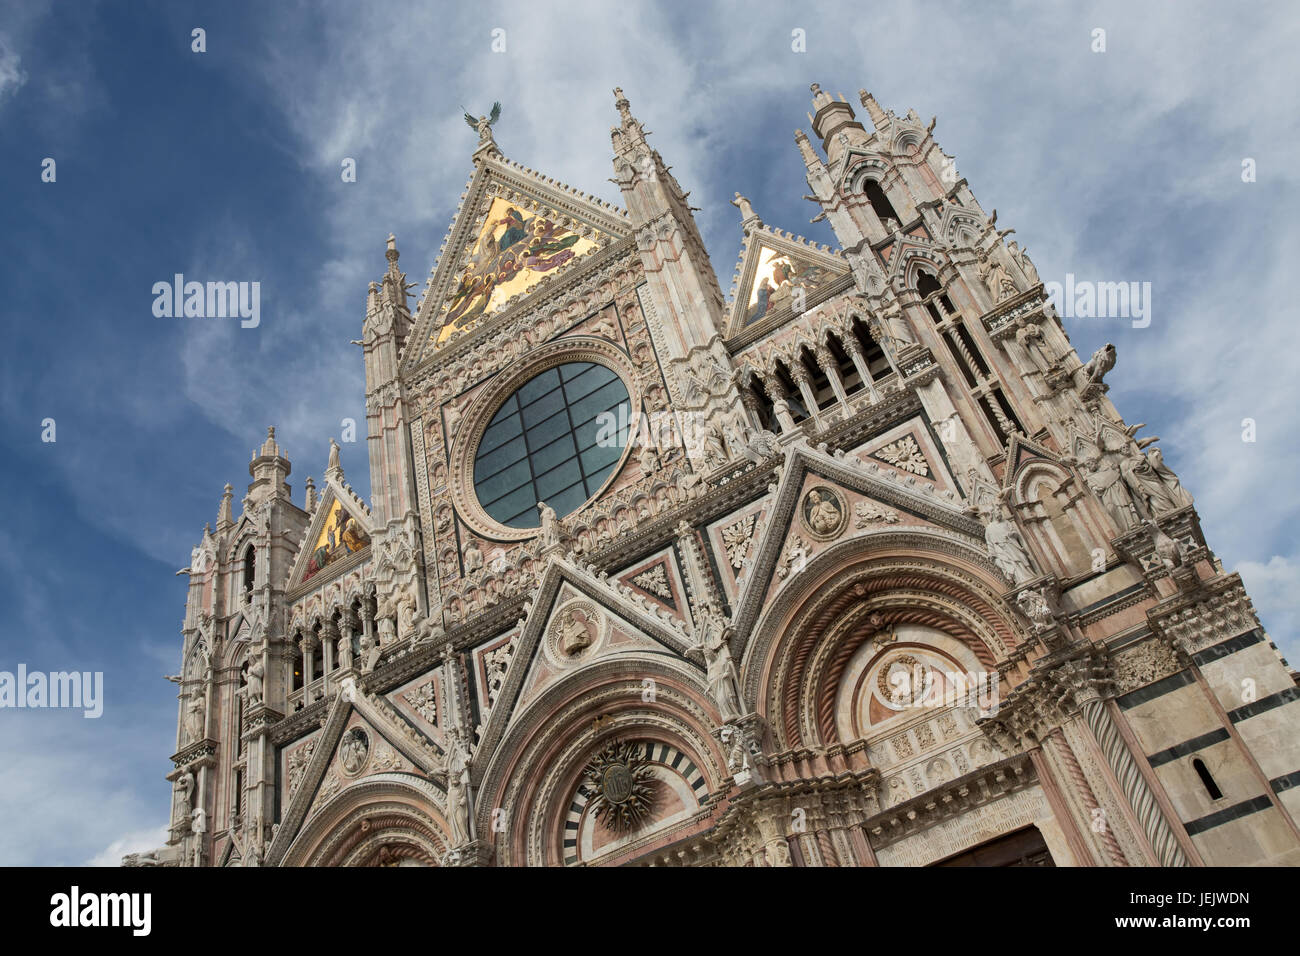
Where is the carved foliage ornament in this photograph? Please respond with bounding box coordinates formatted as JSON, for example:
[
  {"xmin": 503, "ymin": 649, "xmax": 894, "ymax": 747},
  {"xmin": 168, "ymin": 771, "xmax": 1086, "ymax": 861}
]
[
  {"xmin": 583, "ymin": 740, "xmax": 655, "ymax": 833},
  {"xmin": 872, "ymin": 434, "xmax": 931, "ymax": 477}
]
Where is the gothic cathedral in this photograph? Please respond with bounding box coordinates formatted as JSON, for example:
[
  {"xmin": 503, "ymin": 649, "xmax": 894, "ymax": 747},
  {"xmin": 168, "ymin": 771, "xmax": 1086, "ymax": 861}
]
[{"xmin": 133, "ymin": 85, "xmax": 1300, "ymax": 868}]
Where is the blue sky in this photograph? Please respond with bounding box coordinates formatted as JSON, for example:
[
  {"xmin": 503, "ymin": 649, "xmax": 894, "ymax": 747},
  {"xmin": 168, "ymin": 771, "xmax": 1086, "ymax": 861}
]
[{"xmin": 0, "ymin": 1, "xmax": 1296, "ymax": 865}]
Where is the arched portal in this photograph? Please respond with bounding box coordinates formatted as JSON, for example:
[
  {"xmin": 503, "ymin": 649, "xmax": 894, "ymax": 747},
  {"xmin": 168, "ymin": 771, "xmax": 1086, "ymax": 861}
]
[
  {"xmin": 476, "ymin": 656, "xmax": 728, "ymax": 867},
  {"xmin": 280, "ymin": 773, "xmax": 451, "ymax": 867}
]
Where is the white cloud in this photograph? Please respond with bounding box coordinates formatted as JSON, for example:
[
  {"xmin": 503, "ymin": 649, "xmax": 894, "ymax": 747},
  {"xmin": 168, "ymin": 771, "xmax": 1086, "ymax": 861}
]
[
  {"xmin": 1234, "ymin": 555, "xmax": 1300, "ymax": 664},
  {"xmin": 85, "ymin": 825, "xmax": 170, "ymax": 868},
  {"xmin": 0, "ymin": 33, "xmax": 28, "ymax": 104}
]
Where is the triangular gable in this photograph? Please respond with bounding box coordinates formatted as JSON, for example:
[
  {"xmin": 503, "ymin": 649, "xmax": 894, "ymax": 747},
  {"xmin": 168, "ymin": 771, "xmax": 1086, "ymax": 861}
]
[
  {"xmin": 729, "ymin": 440, "xmax": 987, "ymax": 644},
  {"xmin": 264, "ymin": 687, "xmax": 447, "ymax": 866},
  {"xmin": 1000, "ymin": 433, "xmax": 1065, "ymax": 494},
  {"xmin": 471, "ymin": 556, "xmax": 696, "ymax": 772},
  {"xmin": 726, "ymin": 225, "xmax": 848, "ymax": 335},
  {"xmin": 286, "ymin": 476, "xmax": 376, "ymax": 592},
  {"xmin": 403, "ymin": 154, "xmax": 633, "ymax": 369}
]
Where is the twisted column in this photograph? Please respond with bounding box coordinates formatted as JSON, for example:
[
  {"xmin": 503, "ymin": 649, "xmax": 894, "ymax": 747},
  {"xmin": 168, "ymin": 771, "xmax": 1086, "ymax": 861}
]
[{"xmin": 1082, "ymin": 698, "xmax": 1190, "ymax": 867}]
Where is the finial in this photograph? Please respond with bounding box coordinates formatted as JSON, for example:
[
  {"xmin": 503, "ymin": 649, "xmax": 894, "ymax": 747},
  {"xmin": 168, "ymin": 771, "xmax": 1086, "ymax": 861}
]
[
  {"xmin": 809, "ymin": 82, "xmax": 832, "ymax": 112},
  {"xmin": 386, "ymin": 233, "xmax": 399, "ymax": 263},
  {"xmin": 613, "ymin": 86, "xmax": 635, "ymax": 127}
]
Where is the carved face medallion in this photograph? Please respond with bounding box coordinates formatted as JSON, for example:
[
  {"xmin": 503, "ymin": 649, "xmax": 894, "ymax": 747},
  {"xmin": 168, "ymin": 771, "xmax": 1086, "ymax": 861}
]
[
  {"xmin": 800, "ymin": 485, "xmax": 847, "ymax": 540},
  {"xmin": 339, "ymin": 727, "xmax": 370, "ymax": 776}
]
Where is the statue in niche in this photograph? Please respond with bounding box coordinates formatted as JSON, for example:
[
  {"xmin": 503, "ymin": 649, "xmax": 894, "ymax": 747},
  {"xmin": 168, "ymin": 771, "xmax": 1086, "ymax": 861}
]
[
  {"xmin": 983, "ymin": 509, "xmax": 1036, "ymax": 585},
  {"xmin": 445, "ymin": 731, "xmax": 472, "ymax": 847},
  {"xmin": 1013, "ymin": 317, "xmax": 1055, "ymax": 372},
  {"xmin": 184, "ymin": 693, "xmax": 206, "ymax": 743},
  {"xmin": 463, "ymin": 539, "xmax": 484, "ymax": 574},
  {"xmin": 244, "ymin": 647, "xmax": 264, "ymax": 704},
  {"xmin": 176, "ymin": 771, "xmax": 195, "ymax": 826},
  {"xmin": 699, "ymin": 612, "xmax": 744, "ymax": 722}
]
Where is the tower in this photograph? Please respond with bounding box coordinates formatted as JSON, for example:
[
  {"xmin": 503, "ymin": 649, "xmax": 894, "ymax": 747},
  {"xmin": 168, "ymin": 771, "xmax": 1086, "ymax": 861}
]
[{"xmin": 135, "ymin": 83, "xmax": 1300, "ymax": 869}]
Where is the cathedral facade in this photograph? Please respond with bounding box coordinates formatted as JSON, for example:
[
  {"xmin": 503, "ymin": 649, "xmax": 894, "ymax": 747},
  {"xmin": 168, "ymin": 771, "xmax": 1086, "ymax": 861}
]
[{"xmin": 133, "ymin": 85, "xmax": 1300, "ymax": 868}]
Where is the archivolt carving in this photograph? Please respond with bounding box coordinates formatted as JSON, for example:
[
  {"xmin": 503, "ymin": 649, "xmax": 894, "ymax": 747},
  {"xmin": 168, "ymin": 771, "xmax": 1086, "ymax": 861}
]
[
  {"xmin": 741, "ymin": 532, "xmax": 1025, "ymax": 750},
  {"xmin": 474, "ymin": 660, "xmax": 725, "ymax": 867},
  {"xmin": 281, "ymin": 774, "xmax": 451, "ymax": 867}
]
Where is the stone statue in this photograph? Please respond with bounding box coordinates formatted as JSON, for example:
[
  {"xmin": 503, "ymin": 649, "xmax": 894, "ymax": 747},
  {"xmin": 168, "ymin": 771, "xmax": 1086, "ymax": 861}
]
[
  {"xmin": 1147, "ymin": 519, "xmax": 1186, "ymax": 572},
  {"xmin": 743, "ymin": 427, "xmax": 780, "ymax": 462},
  {"xmin": 558, "ymin": 609, "xmax": 592, "ymax": 656},
  {"xmin": 703, "ymin": 422, "xmax": 728, "ymax": 465},
  {"xmin": 445, "ymin": 732, "xmax": 472, "ymax": 847},
  {"xmin": 245, "ymin": 649, "xmax": 264, "ymax": 705},
  {"xmin": 1122, "ymin": 446, "xmax": 1193, "ymax": 518},
  {"xmin": 176, "ymin": 770, "xmax": 195, "ymax": 825},
  {"xmin": 184, "ymin": 693, "xmax": 206, "ymax": 743},
  {"xmin": 731, "ymin": 191, "xmax": 757, "ymax": 222},
  {"xmin": 538, "ymin": 501, "xmax": 561, "ymax": 547},
  {"xmin": 1014, "ymin": 318, "xmax": 1054, "ymax": 372},
  {"xmin": 358, "ymin": 630, "xmax": 379, "ymax": 674},
  {"xmin": 983, "ymin": 511, "xmax": 1036, "ymax": 585},
  {"xmin": 979, "ymin": 258, "xmax": 1018, "ymax": 302},
  {"xmin": 327, "ymin": 437, "xmax": 341, "ymax": 473},
  {"xmin": 1082, "ymin": 343, "xmax": 1116, "ymax": 387},
  {"xmin": 1079, "ymin": 444, "xmax": 1137, "ymax": 530},
  {"xmin": 336, "ymin": 629, "xmax": 352, "ymax": 670},
  {"xmin": 463, "ymin": 540, "xmax": 484, "ymax": 574},
  {"xmin": 397, "ymin": 596, "xmax": 418, "ymax": 640},
  {"xmin": 771, "ymin": 395, "xmax": 796, "ymax": 434},
  {"xmin": 463, "ymin": 101, "xmax": 501, "ymax": 147},
  {"xmin": 700, "ymin": 618, "xmax": 744, "ymax": 722},
  {"xmin": 639, "ymin": 442, "xmax": 661, "ymax": 476}
]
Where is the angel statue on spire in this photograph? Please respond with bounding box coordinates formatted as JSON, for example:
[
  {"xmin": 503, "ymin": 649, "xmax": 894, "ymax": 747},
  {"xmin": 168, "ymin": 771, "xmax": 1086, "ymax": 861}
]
[{"xmin": 464, "ymin": 102, "xmax": 502, "ymax": 147}]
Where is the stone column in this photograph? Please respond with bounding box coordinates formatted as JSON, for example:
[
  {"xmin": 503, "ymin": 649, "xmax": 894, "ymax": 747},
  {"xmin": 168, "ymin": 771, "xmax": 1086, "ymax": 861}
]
[
  {"xmin": 789, "ymin": 361, "xmax": 823, "ymax": 430},
  {"xmin": 1081, "ymin": 697, "xmax": 1190, "ymax": 867},
  {"xmin": 841, "ymin": 334, "xmax": 881, "ymax": 402},
  {"xmin": 814, "ymin": 344, "xmax": 851, "ymax": 412}
]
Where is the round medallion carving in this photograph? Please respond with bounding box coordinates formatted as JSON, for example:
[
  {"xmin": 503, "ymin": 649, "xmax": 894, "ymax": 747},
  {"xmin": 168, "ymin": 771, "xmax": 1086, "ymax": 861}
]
[
  {"xmin": 339, "ymin": 727, "xmax": 371, "ymax": 777},
  {"xmin": 799, "ymin": 485, "xmax": 848, "ymax": 540},
  {"xmin": 543, "ymin": 599, "xmax": 605, "ymax": 666},
  {"xmin": 876, "ymin": 654, "xmax": 933, "ymax": 710}
]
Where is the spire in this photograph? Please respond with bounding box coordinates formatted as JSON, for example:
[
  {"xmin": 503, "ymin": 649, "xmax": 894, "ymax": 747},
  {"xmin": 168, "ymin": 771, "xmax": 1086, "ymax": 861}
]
[
  {"xmin": 247, "ymin": 425, "xmax": 291, "ymax": 506},
  {"xmin": 217, "ymin": 483, "xmax": 234, "ymax": 532},
  {"xmin": 381, "ymin": 233, "xmax": 413, "ymax": 313},
  {"xmin": 858, "ymin": 89, "xmax": 888, "ymax": 130},
  {"xmin": 304, "ymin": 476, "xmax": 316, "ymax": 513},
  {"xmin": 807, "ymin": 81, "xmax": 867, "ymax": 167},
  {"xmin": 809, "ymin": 82, "xmax": 834, "ymax": 113},
  {"xmin": 794, "ymin": 129, "xmax": 821, "ymax": 169},
  {"xmin": 259, "ymin": 426, "xmax": 280, "ymax": 459},
  {"xmin": 611, "ymin": 86, "xmax": 653, "ymax": 155}
]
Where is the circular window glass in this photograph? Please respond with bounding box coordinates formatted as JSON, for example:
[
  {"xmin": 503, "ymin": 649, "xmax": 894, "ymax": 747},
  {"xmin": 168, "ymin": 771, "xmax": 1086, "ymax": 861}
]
[{"xmin": 473, "ymin": 362, "xmax": 632, "ymax": 529}]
